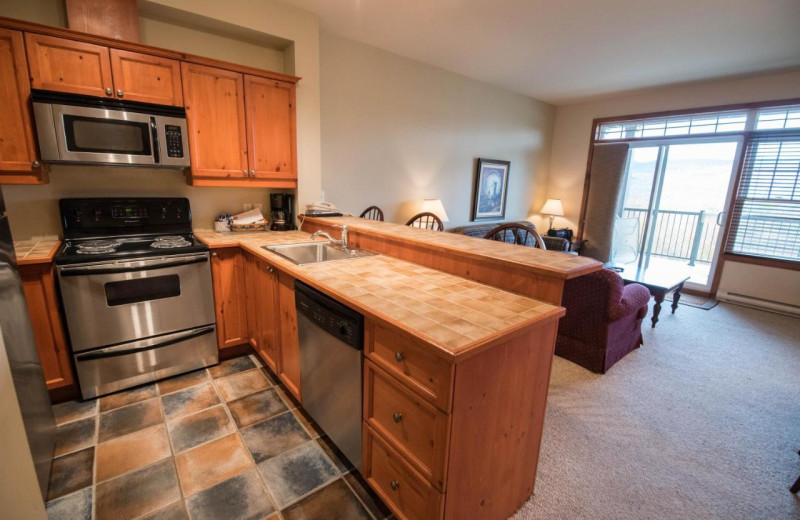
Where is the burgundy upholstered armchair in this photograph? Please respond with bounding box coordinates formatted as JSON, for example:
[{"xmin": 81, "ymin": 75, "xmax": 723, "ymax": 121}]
[{"xmin": 556, "ymin": 269, "xmax": 650, "ymax": 373}]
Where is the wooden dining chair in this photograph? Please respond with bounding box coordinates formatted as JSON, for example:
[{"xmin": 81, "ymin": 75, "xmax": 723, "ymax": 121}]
[
  {"xmin": 359, "ymin": 206, "xmax": 384, "ymax": 221},
  {"xmin": 484, "ymin": 223, "xmax": 546, "ymax": 248},
  {"xmin": 405, "ymin": 212, "xmax": 444, "ymax": 231}
]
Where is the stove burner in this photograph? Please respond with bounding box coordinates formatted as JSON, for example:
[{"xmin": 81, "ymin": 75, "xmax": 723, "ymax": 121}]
[
  {"xmin": 151, "ymin": 235, "xmax": 192, "ymax": 249},
  {"xmin": 75, "ymin": 239, "xmax": 121, "ymax": 254}
]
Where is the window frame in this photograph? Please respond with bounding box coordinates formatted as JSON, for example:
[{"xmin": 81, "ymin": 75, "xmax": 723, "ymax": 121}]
[{"xmin": 579, "ymin": 97, "xmax": 800, "ymax": 287}]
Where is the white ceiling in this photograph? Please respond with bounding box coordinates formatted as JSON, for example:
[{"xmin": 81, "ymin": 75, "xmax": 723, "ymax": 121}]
[{"xmin": 281, "ymin": 0, "xmax": 800, "ymax": 105}]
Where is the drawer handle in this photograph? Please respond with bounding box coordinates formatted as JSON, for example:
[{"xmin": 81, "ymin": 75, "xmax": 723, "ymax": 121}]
[
  {"xmin": 390, "ymin": 480, "xmax": 399, "ymax": 491},
  {"xmin": 393, "ymin": 412, "xmax": 403, "ymax": 423},
  {"xmin": 394, "ymin": 352, "xmax": 404, "ymax": 362}
]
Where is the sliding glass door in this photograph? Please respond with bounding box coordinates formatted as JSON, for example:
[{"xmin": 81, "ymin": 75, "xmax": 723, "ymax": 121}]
[{"xmin": 613, "ymin": 138, "xmax": 742, "ymax": 291}]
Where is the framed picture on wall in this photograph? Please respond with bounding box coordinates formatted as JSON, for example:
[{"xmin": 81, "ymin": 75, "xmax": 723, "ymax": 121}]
[{"xmin": 471, "ymin": 158, "xmax": 510, "ymax": 221}]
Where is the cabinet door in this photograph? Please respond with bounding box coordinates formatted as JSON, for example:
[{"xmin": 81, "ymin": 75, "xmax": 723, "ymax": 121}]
[
  {"xmin": 244, "ymin": 75, "xmax": 297, "ymax": 185},
  {"xmin": 109, "ymin": 49, "xmax": 183, "ymax": 105},
  {"xmin": 210, "ymin": 248, "xmax": 249, "ymax": 349},
  {"xmin": 20, "ymin": 264, "xmax": 74, "ymax": 389},
  {"xmin": 25, "ymin": 33, "xmax": 113, "ymax": 98},
  {"xmin": 255, "ymin": 258, "xmax": 280, "ymax": 372},
  {"xmin": 181, "ymin": 62, "xmax": 248, "ymax": 181},
  {"xmin": 243, "ymin": 252, "xmax": 259, "ymax": 349},
  {"xmin": 277, "ymin": 270, "xmax": 301, "ymax": 401},
  {"xmin": 0, "ymin": 29, "xmax": 46, "ymax": 183}
]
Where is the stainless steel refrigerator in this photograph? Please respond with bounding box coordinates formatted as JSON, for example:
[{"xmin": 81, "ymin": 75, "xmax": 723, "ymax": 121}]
[{"xmin": 0, "ymin": 187, "xmax": 55, "ymax": 499}]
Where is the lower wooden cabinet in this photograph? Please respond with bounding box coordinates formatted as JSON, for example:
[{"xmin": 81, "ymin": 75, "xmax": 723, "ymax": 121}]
[
  {"xmin": 243, "ymin": 252, "xmax": 280, "ymax": 372},
  {"xmin": 277, "ymin": 270, "xmax": 301, "ymax": 401},
  {"xmin": 19, "ymin": 263, "xmax": 73, "ymax": 389},
  {"xmin": 210, "ymin": 248, "xmax": 249, "ymax": 349}
]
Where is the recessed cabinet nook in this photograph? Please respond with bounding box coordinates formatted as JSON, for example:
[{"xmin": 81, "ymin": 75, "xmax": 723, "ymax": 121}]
[{"xmin": 0, "ymin": 16, "xmax": 299, "ymax": 188}]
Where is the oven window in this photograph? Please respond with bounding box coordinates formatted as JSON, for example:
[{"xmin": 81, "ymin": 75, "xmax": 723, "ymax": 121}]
[
  {"xmin": 104, "ymin": 275, "xmax": 180, "ymax": 306},
  {"xmin": 63, "ymin": 115, "xmax": 151, "ymax": 155}
]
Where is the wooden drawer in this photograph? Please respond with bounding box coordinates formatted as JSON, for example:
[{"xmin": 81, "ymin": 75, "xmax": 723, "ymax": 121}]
[
  {"xmin": 367, "ymin": 320, "xmax": 453, "ymax": 412},
  {"xmin": 365, "ymin": 360, "xmax": 449, "ymax": 490},
  {"xmin": 363, "ymin": 425, "xmax": 443, "ymax": 520}
]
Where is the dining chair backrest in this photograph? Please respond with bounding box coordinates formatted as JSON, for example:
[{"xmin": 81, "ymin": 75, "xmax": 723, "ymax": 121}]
[
  {"xmin": 484, "ymin": 223, "xmax": 546, "ymax": 249},
  {"xmin": 405, "ymin": 212, "xmax": 444, "ymax": 231},
  {"xmin": 359, "ymin": 206, "xmax": 384, "ymax": 221}
]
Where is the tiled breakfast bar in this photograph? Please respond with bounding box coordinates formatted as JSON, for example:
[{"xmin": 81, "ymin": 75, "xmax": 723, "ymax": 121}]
[{"xmin": 193, "ymin": 227, "xmax": 569, "ymax": 520}]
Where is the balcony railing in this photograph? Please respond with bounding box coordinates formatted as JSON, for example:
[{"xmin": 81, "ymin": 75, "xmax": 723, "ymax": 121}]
[{"xmin": 622, "ymin": 207, "xmax": 720, "ymax": 265}]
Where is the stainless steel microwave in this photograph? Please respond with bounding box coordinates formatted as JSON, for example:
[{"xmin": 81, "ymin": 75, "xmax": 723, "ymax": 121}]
[{"xmin": 31, "ymin": 89, "xmax": 190, "ymax": 169}]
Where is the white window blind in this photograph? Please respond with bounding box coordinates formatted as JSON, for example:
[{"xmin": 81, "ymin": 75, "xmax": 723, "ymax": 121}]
[{"xmin": 725, "ymin": 133, "xmax": 800, "ymax": 261}]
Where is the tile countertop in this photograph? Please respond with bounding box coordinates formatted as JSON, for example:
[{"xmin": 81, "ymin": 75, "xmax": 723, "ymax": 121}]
[
  {"xmin": 14, "ymin": 238, "xmax": 61, "ymax": 265},
  {"xmin": 301, "ymin": 216, "xmax": 601, "ymax": 280},
  {"xmin": 194, "ymin": 230, "xmax": 565, "ymax": 361}
]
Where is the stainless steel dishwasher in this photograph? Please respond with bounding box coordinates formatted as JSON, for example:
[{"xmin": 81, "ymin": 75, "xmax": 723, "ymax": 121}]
[{"xmin": 296, "ymin": 280, "xmax": 364, "ymax": 469}]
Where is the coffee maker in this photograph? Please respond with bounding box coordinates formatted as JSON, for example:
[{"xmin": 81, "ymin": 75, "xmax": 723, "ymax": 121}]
[{"xmin": 269, "ymin": 193, "xmax": 296, "ymax": 231}]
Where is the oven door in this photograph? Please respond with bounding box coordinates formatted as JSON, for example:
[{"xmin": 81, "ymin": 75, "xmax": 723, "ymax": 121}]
[
  {"xmin": 73, "ymin": 325, "xmax": 218, "ymax": 399},
  {"xmin": 57, "ymin": 253, "xmax": 215, "ymax": 352},
  {"xmin": 51, "ymin": 104, "xmax": 157, "ymax": 166}
]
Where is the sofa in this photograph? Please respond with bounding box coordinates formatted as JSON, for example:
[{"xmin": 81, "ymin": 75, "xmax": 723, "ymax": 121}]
[
  {"xmin": 448, "ymin": 221, "xmax": 570, "ymax": 252},
  {"xmin": 556, "ymin": 268, "xmax": 651, "ymax": 373}
]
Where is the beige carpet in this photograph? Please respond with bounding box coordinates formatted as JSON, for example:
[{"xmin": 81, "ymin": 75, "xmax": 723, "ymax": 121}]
[{"xmin": 512, "ymin": 302, "xmax": 800, "ymax": 520}]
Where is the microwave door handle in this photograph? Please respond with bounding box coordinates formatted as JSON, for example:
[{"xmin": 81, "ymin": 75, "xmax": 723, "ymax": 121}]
[
  {"xmin": 150, "ymin": 117, "xmax": 161, "ymax": 164},
  {"xmin": 59, "ymin": 255, "xmax": 208, "ymax": 277},
  {"xmin": 75, "ymin": 325, "xmax": 215, "ymax": 361}
]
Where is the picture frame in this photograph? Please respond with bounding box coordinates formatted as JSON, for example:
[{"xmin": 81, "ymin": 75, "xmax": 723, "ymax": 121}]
[{"xmin": 471, "ymin": 158, "xmax": 510, "ymax": 221}]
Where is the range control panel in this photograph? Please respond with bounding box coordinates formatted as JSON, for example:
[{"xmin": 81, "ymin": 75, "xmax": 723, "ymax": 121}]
[{"xmin": 60, "ymin": 197, "xmax": 193, "ymax": 236}]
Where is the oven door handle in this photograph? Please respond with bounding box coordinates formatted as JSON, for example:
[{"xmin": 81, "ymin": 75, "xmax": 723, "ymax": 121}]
[
  {"xmin": 60, "ymin": 255, "xmax": 208, "ymax": 277},
  {"xmin": 75, "ymin": 325, "xmax": 215, "ymax": 361}
]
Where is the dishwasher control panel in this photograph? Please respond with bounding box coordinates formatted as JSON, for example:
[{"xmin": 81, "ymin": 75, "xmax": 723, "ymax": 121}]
[{"xmin": 295, "ymin": 281, "xmax": 363, "ymax": 350}]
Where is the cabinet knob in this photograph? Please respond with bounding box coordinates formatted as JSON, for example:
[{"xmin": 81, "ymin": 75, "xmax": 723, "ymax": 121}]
[
  {"xmin": 116, "ymin": 89, "xmax": 124, "ymax": 98},
  {"xmin": 212, "ymin": 252, "xmax": 218, "ymax": 257},
  {"xmin": 392, "ymin": 412, "xmax": 403, "ymax": 423},
  {"xmin": 243, "ymin": 170, "xmax": 249, "ymax": 176},
  {"xmin": 390, "ymin": 480, "xmax": 399, "ymax": 491},
  {"xmin": 105, "ymin": 87, "xmax": 113, "ymax": 96},
  {"xmin": 250, "ymin": 170, "xmax": 256, "ymax": 176},
  {"xmin": 394, "ymin": 352, "xmax": 404, "ymax": 362},
  {"xmin": 31, "ymin": 160, "xmax": 41, "ymax": 169}
]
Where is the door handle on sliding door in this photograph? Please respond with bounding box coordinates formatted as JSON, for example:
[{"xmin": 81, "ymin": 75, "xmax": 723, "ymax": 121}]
[{"xmin": 716, "ymin": 211, "xmax": 726, "ymax": 226}]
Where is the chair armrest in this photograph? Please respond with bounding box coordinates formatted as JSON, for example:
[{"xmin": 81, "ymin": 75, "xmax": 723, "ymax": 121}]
[{"xmin": 608, "ymin": 283, "xmax": 650, "ymax": 322}]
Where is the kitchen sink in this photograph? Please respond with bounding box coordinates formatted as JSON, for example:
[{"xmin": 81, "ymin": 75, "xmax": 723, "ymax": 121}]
[{"xmin": 263, "ymin": 242, "xmax": 376, "ymax": 266}]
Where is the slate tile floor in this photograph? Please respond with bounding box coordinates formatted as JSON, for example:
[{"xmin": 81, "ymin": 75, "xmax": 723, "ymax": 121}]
[{"xmin": 47, "ymin": 355, "xmax": 393, "ymax": 520}]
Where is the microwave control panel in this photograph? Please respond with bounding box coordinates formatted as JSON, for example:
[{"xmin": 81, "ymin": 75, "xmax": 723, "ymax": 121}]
[{"xmin": 164, "ymin": 125, "xmax": 184, "ymax": 158}]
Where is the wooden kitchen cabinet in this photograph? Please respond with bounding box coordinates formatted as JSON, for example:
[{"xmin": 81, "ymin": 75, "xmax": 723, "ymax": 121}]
[
  {"xmin": 109, "ymin": 49, "xmax": 183, "ymax": 105},
  {"xmin": 244, "ymin": 75, "xmax": 297, "ymax": 186},
  {"xmin": 210, "ymin": 248, "xmax": 249, "ymax": 349},
  {"xmin": 25, "ymin": 33, "xmax": 184, "ymax": 105},
  {"xmin": 19, "ymin": 263, "xmax": 74, "ymax": 389},
  {"xmin": 277, "ymin": 270, "xmax": 301, "ymax": 401},
  {"xmin": 181, "ymin": 62, "xmax": 249, "ymax": 182},
  {"xmin": 0, "ymin": 28, "xmax": 47, "ymax": 184},
  {"xmin": 243, "ymin": 252, "xmax": 280, "ymax": 372},
  {"xmin": 25, "ymin": 33, "xmax": 114, "ymax": 98}
]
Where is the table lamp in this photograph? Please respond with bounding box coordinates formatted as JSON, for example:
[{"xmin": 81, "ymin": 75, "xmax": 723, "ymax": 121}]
[
  {"xmin": 540, "ymin": 198, "xmax": 564, "ymax": 230},
  {"xmin": 422, "ymin": 199, "xmax": 449, "ymax": 222}
]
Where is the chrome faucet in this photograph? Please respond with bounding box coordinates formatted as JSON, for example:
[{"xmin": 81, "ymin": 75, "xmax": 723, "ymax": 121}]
[{"xmin": 310, "ymin": 224, "xmax": 349, "ymax": 250}]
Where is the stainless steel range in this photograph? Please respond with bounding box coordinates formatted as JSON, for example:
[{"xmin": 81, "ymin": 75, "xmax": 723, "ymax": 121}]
[{"xmin": 55, "ymin": 198, "xmax": 217, "ymax": 399}]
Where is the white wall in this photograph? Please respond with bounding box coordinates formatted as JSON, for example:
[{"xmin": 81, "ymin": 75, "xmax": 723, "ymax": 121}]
[
  {"xmin": 319, "ymin": 32, "xmax": 554, "ymax": 227},
  {"xmin": 546, "ymin": 69, "xmax": 800, "ymax": 304}
]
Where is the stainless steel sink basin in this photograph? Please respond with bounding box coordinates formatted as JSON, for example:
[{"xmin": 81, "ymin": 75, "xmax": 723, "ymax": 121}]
[{"xmin": 263, "ymin": 242, "xmax": 376, "ymax": 266}]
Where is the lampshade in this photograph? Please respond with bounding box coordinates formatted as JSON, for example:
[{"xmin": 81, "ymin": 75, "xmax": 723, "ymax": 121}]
[
  {"xmin": 540, "ymin": 198, "xmax": 564, "ymax": 216},
  {"xmin": 422, "ymin": 199, "xmax": 449, "ymax": 222}
]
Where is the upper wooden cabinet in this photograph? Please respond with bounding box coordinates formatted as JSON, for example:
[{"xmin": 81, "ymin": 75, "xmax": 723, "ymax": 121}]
[
  {"xmin": 245, "ymin": 75, "xmax": 297, "ymax": 186},
  {"xmin": 109, "ymin": 49, "xmax": 182, "ymax": 105},
  {"xmin": 184, "ymin": 64, "xmax": 298, "ymax": 188},
  {"xmin": 182, "ymin": 62, "xmax": 249, "ymax": 182},
  {"xmin": 0, "ymin": 28, "xmax": 46, "ymax": 183},
  {"xmin": 25, "ymin": 33, "xmax": 184, "ymax": 105},
  {"xmin": 25, "ymin": 33, "xmax": 114, "ymax": 98}
]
